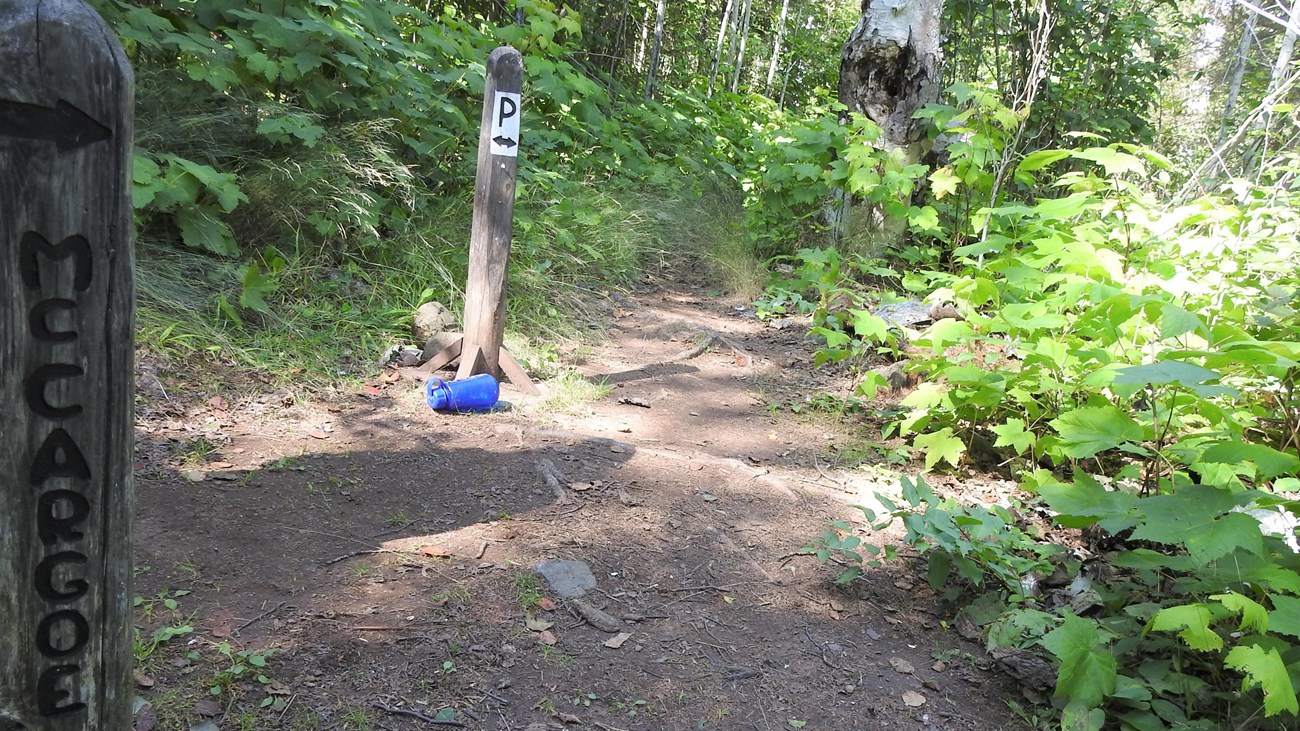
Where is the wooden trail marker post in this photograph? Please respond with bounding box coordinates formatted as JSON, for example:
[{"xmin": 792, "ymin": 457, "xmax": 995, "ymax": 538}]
[
  {"xmin": 0, "ymin": 1, "xmax": 135, "ymax": 729},
  {"xmin": 420, "ymin": 46, "xmax": 539, "ymax": 394}
]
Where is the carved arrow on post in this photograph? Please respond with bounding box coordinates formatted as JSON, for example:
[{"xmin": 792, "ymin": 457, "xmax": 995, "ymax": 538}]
[
  {"xmin": 492, "ymin": 135, "xmax": 517, "ymax": 149},
  {"xmin": 0, "ymin": 97, "xmax": 111, "ymax": 150}
]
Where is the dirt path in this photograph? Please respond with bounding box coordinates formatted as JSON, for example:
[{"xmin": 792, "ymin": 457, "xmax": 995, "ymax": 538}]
[{"xmin": 131, "ymin": 275, "xmax": 1023, "ymax": 731}]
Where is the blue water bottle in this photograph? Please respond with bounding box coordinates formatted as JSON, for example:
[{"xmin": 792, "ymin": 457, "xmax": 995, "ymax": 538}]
[{"xmin": 425, "ymin": 374, "xmax": 500, "ymax": 413}]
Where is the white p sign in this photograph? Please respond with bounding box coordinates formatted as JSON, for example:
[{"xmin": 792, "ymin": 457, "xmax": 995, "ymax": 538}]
[{"xmin": 489, "ymin": 91, "xmax": 521, "ymax": 157}]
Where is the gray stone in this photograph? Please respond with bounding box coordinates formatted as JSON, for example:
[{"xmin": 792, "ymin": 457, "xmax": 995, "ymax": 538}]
[
  {"xmin": 412, "ymin": 301, "xmax": 457, "ymax": 342},
  {"xmin": 536, "ymin": 559, "xmax": 597, "ymax": 598}
]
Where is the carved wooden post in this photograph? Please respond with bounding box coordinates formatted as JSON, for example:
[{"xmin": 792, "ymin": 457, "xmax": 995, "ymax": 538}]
[
  {"xmin": 0, "ymin": 2, "xmax": 135, "ymax": 729},
  {"xmin": 421, "ymin": 46, "xmax": 538, "ymax": 394}
]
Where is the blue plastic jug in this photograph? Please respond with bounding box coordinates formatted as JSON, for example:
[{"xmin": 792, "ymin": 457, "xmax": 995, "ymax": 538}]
[{"xmin": 425, "ymin": 373, "xmax": 499, "ymax": 413}]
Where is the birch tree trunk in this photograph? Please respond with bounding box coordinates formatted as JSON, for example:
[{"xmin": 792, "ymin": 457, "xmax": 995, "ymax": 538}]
[
  {"xmin": 1267, "ymin": 0, "xmax": 1300, "ymax": 94},
  {"xmin": 765, "ymin": 0, "xmax": 791, "ymax": 93},
  {"xmin": 838, "ymin": 0, "xmax": 944, "ymax": 162},
  {"xmin": 708, "ymin": 0, "xmax": 735, "ymax": 96},
  {"xmin": 1218, "ymin": 11, "xmax": 1257, "ymax": 145},
  {"xmin": 729, "ymin": 0, "xmax": 752, "ymax": 93},
  {"xmin": 644, "ymin": 0, "xmax": 668, "ymax": 98}
]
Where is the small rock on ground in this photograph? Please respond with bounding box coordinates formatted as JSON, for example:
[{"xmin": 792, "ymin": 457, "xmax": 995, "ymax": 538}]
[{"xmin": 536, "ymin": 559, "xmax": 597, "ymax": 598}]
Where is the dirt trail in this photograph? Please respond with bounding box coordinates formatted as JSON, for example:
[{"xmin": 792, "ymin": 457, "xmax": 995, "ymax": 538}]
[{"xmin": 132, "ymin": 274, "xmax": 1023, "ymax": 731}]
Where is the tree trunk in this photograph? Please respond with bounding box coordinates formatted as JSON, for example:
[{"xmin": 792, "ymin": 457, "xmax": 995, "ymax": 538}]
[
  {"xmin": 729, "ymin": 0, "xmax": 752, "ymax": 93},
  {"xmin": 1218, "ymin": 10, "xmax": 1257, "ymax": 146},
  {"xmin": 609, "ymin": 0, "xmax": 630, "ymax": 79},
  {"xmin": 839, "ymin": 0, "xmax": 945, "ymax": 161},
  {"xmin": 644, "ymin": 0, "xmax": 668, "ymax": 98},
  {"xmin": 765, "ymin": 0, "xmax": 791, "ymax": 93},
  {"xmin": 1267, "ymin": 0, "xmax": 1300, "ymax": 94},
  {"xmin": 708, "ymin": 0, "xmax": 735, "ymax": 96}
]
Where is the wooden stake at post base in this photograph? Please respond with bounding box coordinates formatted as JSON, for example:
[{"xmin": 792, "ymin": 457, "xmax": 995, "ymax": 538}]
[
  {"xmin": 421, "ymin": 46, "xmax": 539, "ymax": 395},
  {"xmin": 0, "ymin": 1, "xmax": 135, "ymax": 730}
]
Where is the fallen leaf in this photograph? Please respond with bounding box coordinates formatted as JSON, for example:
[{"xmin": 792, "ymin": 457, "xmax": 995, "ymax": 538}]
[
  {"xmin": 932, "ymin": 660, "xmax": 948, "ymax": 673},
  {"xmin": 133, "ymin": 670, "xmax": 155, "ymax": 688},
  {"xmin": 603, "ymin": 632, "xmax": 632, "ymax": 649},
  {"xmin": 207, "ymin": 396, "xmax": 228, "ymax": 411},
  {"xmin": 182, "ymin": 470, "xmax": 207, "ymax": 483},
  {"xmin": 537, "ymin": 630, "xmax": 558, "ymax": 646},
  {"xmin": 210, "ymin": 624, "xmax": 231, "ymax": 639},
  {"xmin": 538, "ymin": 598, "xmax": 557, "ymax": 611},
  {"xmin": 829, "ymin": 600, "xmax": 845, "ymax": 612},
  {"xmin": 701, "ymin": 493, "xmax": 718, "ymax": 502},
  {"xmin": 889, "ymin": 657, "xmax": 915, "ymax": 674},
  {"xmin": 894, "ymin": 579, "xmax": 915, "ymax": 590},
  {"xmin": 902, "ymin": 690, "xmax": 927, "ymax": 707},
  {"xmin": 194, "ymin": 699, "xmax": 222, "ymax": 717},
  {"xmin": 552, "ymin": 711, "xmax": 582, "ymax": 724},
  {"xmin": 609, "ymin": 445, "xmax": 627, "ymax": 454},
  {"xmin": 723, "ymin": 595, "xmax": 735, "ymax": 604},
  {"xmin": 923, "ymin": 679, "xmax": 940, "ymax": 691},
  {"xmin": 524, "ymin": 614, "xmax": 554, "ymax": 632},
  {"xmin": 305, "ymin": 429, "xmax": 329, "ymax": 440},
  {"xmin": 418, "ymin": 545, "xmax": 453, "ymax": 558},
  {"xmin": 363, "ymin": 386, "xmax": 383, "ymax": 396},
  {"xmin": 570, "ymin": 481, "xmax": 595, "ymax": 492}
]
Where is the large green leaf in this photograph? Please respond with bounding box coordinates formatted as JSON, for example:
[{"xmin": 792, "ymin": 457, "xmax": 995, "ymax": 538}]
[
  {"xmin": 1039, "ymin": 475, "xmax": 1138, "ymax": 531},
  {"xmin": 1111, "ymin": 361, "xmax": 1220, "ymax": 387},
  {"xmin": 991, "ymin": 418, "xmax": 1036, "ymax": 455},
  {"xmin": 1018, "ymin": 149, "xmax": 1071, "ymax": 172},
  {"xmin": 1129, "ymin": 486, "xmax": 1264, "ymax": 561},
  {"xmin": 1150, "ymin": 604, "xmax": 1223, "ymax": 651},
  {"xmin": 1224, "ymin": 644, "xmax": 1299, "ymax": 716},
  {"xmin": 914, "ymin": 428, "xmax": 966, "ymax": 470},
  {"xmin": 1051, "ymin": 406, "xmax": 1146, "ymax": 458},
  {"xmin": 1213, "ymin": 592, "xmax": 1269, "ymax": 634},
  {"xmin": 1042, "ymin": 615, "xmax": 1116, "ymax": 707},
  {"xmin": 1200, "ymin": 441, "xmax": 1300, "ymax": 482},
  {"xmin": 1268, "ymin": 595, "xmax": 1300, "ymax": 640},
  {"xmin": 1071, "ymin": 147, "xmax": 1146, "ymax": 177}
]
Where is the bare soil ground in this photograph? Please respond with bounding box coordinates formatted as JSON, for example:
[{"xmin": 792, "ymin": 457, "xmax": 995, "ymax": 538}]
[{"xmin": 131, "ymin": 271, "xmax": 1027, "ymax": 731}]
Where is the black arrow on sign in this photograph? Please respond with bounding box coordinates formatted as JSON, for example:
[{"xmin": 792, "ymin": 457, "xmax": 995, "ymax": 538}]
[
  {"xmin": 0, "ymin": 98, "xmax": 111, "ymax": 150},
  {"xmin": 492, "ymin": 135, "xmax": 517, "ymax": 149}
]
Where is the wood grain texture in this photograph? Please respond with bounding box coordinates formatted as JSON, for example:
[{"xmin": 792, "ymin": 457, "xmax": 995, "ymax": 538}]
[
  {"xmin": 0, "ymin": 1, "xmax": 134, "ymax": 729},
  {"xmin": 460, "ymin": 46, "xmax": 523, "ymax": 380}
]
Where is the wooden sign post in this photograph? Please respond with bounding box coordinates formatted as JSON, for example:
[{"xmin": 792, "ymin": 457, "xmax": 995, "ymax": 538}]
[
  {"xmin": 420, "ymin": 46, "xmax": 539, "ymax": 394},
  {"xmin": 0, "ymin": 1, "xmax": 135, "ymax": 729}
]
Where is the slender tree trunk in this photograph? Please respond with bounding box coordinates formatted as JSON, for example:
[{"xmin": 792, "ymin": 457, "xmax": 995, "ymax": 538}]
[
  {"xmin": 1268, "ymin": 0, "xmax": 1300, "ymax": 93},
  {"xmin": 610, "ymin": 0, "xmax": 630, "ymax": 78},
  {"xmin": 1218, "ymin": 12, "xmax": 1257, "ymax": 146},
  {"xmin": 1244, "ymin": 0, "xmax": 1300, "ymax": 175},
  {"xmin": 765, "ymin": 0, "xmax": 791, "ymax": 93},
  {"xmin": 645, "ymin": 0, "xmax": 668, "ymax": 98},
  {"xmin": 708, "ymin": 0, "xmax": 736, "ymax": 96},
  {"xmin": 730, "ymin": 0, "xmax": 753, "ymax": 92},
  {"xmin": 635, "ymin": 5, "xmax": 650, "ymax": 73}
]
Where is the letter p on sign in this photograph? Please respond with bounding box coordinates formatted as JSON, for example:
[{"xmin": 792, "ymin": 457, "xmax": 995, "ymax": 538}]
[{"xmin": 488, "ymin": 91, "xmax": 520, "ymax": 157}]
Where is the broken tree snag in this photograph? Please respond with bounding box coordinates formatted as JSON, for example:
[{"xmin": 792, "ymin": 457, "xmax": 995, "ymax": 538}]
[
  {"xmin": 0, "ymin": 1, "xmax": 135, "ymax": 730},
  {"xmin": 838, "ymin": 0, "xmax": 944, "ymax": 160},
  {"xmin": 455, "ymin": 45, "xmax": 539, "ymax": 394}
]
